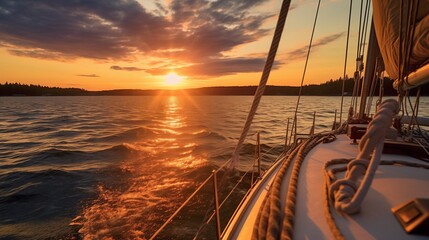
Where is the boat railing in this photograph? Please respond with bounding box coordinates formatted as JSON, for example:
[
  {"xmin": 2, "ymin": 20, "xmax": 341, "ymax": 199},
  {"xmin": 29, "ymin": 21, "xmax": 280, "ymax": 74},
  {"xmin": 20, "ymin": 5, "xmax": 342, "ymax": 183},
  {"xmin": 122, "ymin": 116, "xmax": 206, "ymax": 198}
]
[
  {"xmin": 150, "ymin": 132, "xmax": 278, "ymax": 240},
  {"xmin": 150, "ymin": 111, "xmax": 325, "ymax": 239}
]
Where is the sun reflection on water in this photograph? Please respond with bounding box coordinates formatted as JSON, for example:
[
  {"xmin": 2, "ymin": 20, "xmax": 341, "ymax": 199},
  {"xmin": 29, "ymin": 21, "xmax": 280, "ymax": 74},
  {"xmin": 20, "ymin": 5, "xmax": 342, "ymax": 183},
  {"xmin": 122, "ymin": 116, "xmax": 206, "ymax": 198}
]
[
  {"xmin": 164, "ymin": 96, "xmax": 185, "ymax": 129},
  {"xmin": 74, "ymin": 96, "xmax": 210, "ymax": 239}
]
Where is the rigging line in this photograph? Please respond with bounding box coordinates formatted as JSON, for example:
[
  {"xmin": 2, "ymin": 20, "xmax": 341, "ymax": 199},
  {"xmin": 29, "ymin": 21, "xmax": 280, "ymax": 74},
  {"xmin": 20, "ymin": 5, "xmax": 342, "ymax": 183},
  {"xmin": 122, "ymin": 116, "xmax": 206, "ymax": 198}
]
[
  {"xmin": 351, "ymin": 0, "xmax": 370, "ymax": 111},
  {"xmin": 398, "ymin": 0, "xmax": 405, "ymax": 103},
  {"xmin": 229, "ymin": 0, "xmax": 292, "ymax": 167},
  {"xmin": 340, "ymin": 0, "xmax": 353, "ymax": 125},
  {"xmin": 350, "ymin": 71, "xmax": 359, "ymax": 112},
  {"xmin": 406, "ymin": 87, "xmax": 421, "ymax": 130},
  {"xmin": 356, "ymin": 0, "xmax": 371, "ymax": 116},
  {"xmin": 361, "ymin": 0, "xmax": 371, "ymax": 57},
  {"xmin": 356, "ymin": 0, "xmax": 369, "ymax": 64},
  {"xmin": 350, "ymin": 0, "xmax": 363, "ymax": 112},
  {"xmin": 366, "ymin": 58, "xmax": 379, "ymax": 115},
  {"xmin": 149, "ymin": 173, "xmax": 213, "ymax": 240},
  {"xmin": 377, "ymin": 71, "xmax": 384, "ymax": 106},
  {"xmin": 292, "ymin": 0, "xmax": 322, "ymax": 126},
  {"xmin": 414, "ymin": 87, "xmax": 420, "ymax": 122},
  {"xmin": 356, "ymin": 0, "xmax": 363, "ymax": 60}
]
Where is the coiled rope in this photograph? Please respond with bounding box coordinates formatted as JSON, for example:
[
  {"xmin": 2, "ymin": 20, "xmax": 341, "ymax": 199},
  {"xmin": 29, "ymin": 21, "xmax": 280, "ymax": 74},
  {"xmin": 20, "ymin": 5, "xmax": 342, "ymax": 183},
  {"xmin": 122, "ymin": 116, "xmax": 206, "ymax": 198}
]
[
  {"xmin": 329, "ymin": 99, "xmax": 400, "ymax": 214},
  {"xmin": 324, "ymin": 158, "xmax": 429, "ymax": 240},
  {"xmin": 252, "ymin": 99, "xmax": 400, "ymax": 239}
]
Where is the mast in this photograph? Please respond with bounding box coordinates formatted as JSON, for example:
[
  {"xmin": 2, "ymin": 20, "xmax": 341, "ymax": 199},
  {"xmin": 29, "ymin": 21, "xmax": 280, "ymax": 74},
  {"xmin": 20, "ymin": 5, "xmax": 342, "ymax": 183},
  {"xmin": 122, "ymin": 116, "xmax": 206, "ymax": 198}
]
[{"xmin": 358, "ymin": 21, "xmax": 379, "ymax": 119}]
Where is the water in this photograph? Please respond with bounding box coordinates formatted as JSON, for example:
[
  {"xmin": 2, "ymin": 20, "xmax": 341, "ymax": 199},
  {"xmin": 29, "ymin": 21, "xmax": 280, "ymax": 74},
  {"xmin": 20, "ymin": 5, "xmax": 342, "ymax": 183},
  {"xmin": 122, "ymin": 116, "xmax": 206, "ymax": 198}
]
[{"xmin": 1, "ymin": 95, "xmax": 426, "ymax": 239}]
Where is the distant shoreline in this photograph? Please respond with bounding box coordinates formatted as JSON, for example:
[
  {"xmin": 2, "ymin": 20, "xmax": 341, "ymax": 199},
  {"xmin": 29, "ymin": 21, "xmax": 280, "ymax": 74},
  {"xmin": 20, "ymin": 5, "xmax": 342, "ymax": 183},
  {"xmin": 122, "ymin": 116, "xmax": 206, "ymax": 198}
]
[{"xmin": 1, "ymin": 79, "xmax": 428, "ymax": 96}]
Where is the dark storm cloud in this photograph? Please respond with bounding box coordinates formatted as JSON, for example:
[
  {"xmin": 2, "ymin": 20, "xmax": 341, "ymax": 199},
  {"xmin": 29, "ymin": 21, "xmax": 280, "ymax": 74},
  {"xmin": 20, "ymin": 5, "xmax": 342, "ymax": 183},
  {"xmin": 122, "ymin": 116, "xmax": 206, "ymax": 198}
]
[
  {"xmin": 77, "ymin": 74, "xmax": 99, "ymax": 77},
  {"xmin": 286, "ymin": 32, "xmax": 344, "ymax": 61},
  {"xmin": 0, "ymin": 0, "xmax": 275, "ymax": 77},
  {"xmin": 110, "ymin": 65, "xmax": 144, "ymax": 71}
]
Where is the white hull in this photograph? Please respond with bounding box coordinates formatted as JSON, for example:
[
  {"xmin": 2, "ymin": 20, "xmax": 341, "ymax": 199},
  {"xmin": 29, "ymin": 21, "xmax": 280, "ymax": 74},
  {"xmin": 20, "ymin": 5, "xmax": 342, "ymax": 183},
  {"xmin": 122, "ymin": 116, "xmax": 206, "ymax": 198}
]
[{"xmin": 223, "ymin": 134, "xmax": 429, "ymax": 239}]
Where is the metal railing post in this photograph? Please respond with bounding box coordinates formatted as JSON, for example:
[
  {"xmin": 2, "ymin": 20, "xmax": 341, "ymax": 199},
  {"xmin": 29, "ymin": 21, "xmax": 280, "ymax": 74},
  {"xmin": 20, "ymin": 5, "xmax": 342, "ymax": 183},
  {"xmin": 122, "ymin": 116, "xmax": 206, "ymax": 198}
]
[
  {"xmin": 289, "ymin": 116, "xmax": 297, "ymax": 148},
  {"xmin": 257, "ymin": 132, "xmax": 261, "ymax": 177},
  {"xmin": 285, "ymin": 118, "xmax": 290, "ymax": 148},
  {"xmin": 333, "ymin": 109, "xmax": 337, "ymax": 130},
  {"xmin": 212, "ymin": 170, "xmax": 221, "ymax": 239},
  {"xmin": 310, "ymin": 111, "xmax": 316, "ymax": 135}
]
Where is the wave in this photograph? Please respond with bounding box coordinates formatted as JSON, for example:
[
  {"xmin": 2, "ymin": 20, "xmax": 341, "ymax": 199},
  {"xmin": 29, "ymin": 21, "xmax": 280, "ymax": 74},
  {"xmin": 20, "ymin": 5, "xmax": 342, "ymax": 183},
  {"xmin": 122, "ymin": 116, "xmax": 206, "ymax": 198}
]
[
  {"xmin": 46, "ymin": 130, "xmax": 82, "ymax": 138},
  {"xmin": 192, "ymin": 129, "xmax": 227, "ymax": 140},
  {"xmin": 88, "ymin": 127, "xmax": 157, "ymax": 143},
  {"xmin": 0, "ymin": 125, "xmax": 54, "ymax": 134},
  {"xmin": 11, "ymin": 117, "xmax": 37, "ymax": 122},
  {"xmin": 0, "ymin": 168, "xmax": 92, "ymax": 217},
  {"xmin": 2, "ymin": 144, "xmax": 146, "ymax": 171}
]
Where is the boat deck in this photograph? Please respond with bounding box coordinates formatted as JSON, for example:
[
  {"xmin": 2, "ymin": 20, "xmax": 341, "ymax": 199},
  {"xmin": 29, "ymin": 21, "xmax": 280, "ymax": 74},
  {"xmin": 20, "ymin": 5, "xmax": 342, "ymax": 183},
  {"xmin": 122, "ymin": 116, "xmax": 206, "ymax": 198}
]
[{"xmin": 224, "ymin": 134, "xmax": 429, "ymax": 239}]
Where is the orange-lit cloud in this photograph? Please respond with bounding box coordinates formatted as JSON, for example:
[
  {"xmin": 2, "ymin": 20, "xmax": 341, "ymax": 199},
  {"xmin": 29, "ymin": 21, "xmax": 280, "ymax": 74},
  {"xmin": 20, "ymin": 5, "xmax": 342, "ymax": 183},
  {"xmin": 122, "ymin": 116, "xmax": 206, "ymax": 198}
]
[
  {"xmin": 285, "ymin": 32, "xmax": 345, "ymax": 62},
  {"xmin": 146, "ymin": 57, "xmax": 271, "ymax": 77},
  {"xmin": 110, "ymin": 66, "xmax": 144, "ymax": 72},
  {"xmin": 0, "ymin": 0, "xmax": 274, "ymax": 78},
  {"xmin": 76, "ymin": 74, "xmax": 100, "ymax": 78}
]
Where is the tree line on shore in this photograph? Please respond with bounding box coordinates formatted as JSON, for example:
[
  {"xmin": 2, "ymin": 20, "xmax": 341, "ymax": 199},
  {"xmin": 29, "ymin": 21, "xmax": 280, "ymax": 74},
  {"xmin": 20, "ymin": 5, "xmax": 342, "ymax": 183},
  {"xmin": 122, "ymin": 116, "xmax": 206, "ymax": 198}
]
[{"xmin": 1, "ymin": 78, "xmax": 428, "ymax": 96}]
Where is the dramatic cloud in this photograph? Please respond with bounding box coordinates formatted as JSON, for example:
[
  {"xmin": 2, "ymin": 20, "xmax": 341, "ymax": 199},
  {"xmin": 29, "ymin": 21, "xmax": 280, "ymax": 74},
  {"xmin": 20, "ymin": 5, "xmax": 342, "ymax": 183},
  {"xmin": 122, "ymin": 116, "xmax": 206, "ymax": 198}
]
[
  {"xmin": 110, "ymin": 66, "xmax": 144, "ymax": 71},
  {"xmin": 0, "ymin": 1, "xmax": 166, "ymax": 60},
  {"xmin": 0, "ymin": 0, "xmax": 276, "ymax": 77},
  {"xmin": 77, "ymin": 74, "xmax": 100, "ymax": 78},
  {"xmin": 286, "ymin": 32, "xmax": 344, "ymax": 61},
  {"xmin": 146, "ymin": 57, "xmax": 273, "ymax": 77}
]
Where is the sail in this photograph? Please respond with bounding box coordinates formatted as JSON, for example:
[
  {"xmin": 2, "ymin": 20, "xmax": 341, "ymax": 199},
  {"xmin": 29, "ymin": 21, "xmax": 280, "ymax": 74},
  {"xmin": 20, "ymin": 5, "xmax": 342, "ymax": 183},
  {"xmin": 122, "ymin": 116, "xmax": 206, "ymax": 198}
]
[{"xmin": 372, "ymin": 0, "xmax": 429, "ymax": 82}]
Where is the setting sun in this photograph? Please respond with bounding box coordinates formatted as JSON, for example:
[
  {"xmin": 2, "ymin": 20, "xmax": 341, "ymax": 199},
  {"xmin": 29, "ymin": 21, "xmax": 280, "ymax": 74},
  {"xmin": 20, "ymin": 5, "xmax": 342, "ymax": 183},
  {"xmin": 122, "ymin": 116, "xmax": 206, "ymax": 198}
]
[{"xmin": 164, "ymin": 73, "xmax": 183, "ymax": 86}]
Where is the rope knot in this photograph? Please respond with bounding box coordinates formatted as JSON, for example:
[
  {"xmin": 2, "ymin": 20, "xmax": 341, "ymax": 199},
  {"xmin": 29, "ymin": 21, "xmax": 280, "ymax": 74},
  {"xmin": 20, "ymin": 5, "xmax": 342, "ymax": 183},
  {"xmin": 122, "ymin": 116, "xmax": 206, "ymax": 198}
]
[
  {"xmin": 346, "ymin": 158, "xmax": 369, "ymax": 172},
  {"xmin": 329, "ymin": 179, "xmax": 358, "ymax": 205},
  {"xmin": 322, "ymin": 134, "xmax": 337, "ymax": 143}
]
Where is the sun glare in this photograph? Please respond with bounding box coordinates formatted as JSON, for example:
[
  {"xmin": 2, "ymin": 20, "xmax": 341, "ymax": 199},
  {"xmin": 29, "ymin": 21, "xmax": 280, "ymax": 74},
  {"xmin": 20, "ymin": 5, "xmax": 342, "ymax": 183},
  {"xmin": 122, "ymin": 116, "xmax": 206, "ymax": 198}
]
[{"xmin": 164, "ymin": 72, "xmax": 183, "ymax": 86}]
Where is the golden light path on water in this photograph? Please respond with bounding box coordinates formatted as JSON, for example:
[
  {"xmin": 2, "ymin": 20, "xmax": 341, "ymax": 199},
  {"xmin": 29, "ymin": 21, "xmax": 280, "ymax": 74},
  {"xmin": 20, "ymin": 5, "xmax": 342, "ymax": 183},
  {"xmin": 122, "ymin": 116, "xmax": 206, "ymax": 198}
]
[{"xmin": 73, "ymin": 96, "xmax": 209, "ymax": 239}]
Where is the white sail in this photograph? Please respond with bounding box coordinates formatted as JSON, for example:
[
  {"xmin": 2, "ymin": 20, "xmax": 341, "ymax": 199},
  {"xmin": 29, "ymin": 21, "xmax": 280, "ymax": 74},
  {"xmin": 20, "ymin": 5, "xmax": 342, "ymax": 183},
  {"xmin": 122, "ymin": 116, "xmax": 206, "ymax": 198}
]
[{"xmin": 372, "ymin": 0, "xmax": 429, "ymax": 89}]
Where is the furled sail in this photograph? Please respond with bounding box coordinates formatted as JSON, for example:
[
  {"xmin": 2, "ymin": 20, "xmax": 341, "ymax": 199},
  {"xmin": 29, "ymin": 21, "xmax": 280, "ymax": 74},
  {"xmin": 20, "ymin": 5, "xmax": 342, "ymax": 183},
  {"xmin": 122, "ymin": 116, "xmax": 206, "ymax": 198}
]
[{"xmin": 372, "ymin": 0, "xmax": 429, "ymax": 90}]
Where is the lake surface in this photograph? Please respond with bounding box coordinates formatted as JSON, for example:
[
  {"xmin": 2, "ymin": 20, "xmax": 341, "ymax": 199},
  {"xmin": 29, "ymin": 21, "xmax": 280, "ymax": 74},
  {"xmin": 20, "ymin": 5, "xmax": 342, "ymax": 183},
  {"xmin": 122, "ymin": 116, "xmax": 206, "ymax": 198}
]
[{"xmin": 1, "ymin": 95, "xmax": 427, "ymax": 239}]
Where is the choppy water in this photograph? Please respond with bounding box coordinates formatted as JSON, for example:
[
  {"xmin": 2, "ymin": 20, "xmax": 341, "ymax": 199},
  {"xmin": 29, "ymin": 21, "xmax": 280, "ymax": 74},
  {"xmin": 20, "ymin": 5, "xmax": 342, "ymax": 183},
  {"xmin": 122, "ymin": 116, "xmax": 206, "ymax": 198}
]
[{"xmin": 1, "ymin": 95, "xmax": 426, "ymax": 239}]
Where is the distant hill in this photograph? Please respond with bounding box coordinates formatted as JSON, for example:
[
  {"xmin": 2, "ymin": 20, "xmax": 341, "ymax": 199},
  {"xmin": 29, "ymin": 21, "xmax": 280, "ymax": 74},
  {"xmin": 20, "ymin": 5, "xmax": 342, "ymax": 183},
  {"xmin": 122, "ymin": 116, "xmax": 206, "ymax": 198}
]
[{"xmin": 1, "ymin": 78, "xmax": 428, "ymax": 96}]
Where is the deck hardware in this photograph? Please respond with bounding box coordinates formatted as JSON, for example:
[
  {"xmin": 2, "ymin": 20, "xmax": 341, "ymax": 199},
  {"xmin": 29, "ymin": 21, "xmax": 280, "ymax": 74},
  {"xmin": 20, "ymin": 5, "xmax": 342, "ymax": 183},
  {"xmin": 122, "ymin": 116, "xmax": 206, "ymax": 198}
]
[{"xmin": 392, "ymin": 198, "xmax": 429, "ymax": 235}]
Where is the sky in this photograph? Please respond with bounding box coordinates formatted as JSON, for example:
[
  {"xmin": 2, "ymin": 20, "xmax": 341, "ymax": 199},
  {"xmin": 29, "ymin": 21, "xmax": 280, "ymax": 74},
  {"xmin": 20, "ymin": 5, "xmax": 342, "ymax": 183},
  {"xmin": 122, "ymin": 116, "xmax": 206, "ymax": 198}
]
[{"xmin": 0, "ymin": 0, "xmax": 370, "ymax": 90}]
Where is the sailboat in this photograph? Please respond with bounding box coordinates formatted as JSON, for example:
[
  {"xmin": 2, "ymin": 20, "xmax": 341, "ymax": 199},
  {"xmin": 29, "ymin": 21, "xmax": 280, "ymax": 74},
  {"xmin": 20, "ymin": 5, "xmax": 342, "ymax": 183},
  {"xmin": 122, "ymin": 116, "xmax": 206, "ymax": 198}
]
[{"xmin": 151, "ymin": 0, "xmax": 429, "ymax": 239}]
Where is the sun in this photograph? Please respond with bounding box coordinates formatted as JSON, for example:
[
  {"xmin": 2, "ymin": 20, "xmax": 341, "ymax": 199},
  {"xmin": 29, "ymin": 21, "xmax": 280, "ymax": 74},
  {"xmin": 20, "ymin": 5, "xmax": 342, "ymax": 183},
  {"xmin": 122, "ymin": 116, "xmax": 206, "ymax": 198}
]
[{"xmin": 164, "ymin": 72, "xmax": 183, "ymax": 86}]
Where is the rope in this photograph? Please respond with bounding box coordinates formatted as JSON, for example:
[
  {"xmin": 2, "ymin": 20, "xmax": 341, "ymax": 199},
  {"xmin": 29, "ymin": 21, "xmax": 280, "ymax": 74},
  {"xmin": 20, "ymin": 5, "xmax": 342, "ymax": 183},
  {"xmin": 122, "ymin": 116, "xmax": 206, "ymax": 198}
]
[
  {"xmin": 323, "ymin": 159, "xmax": 349, "ymax": 240},
  {"xmin": 329, "ymin": 99, "xmax": 400, "ymax": 214},
  {"xmin": 252, "ymin": 132, "xmax": 335, "ymax": 240},
  {"xmin": 230, "ymin": 0, "xmax": 292, "ymax": 167},
  {"xmin": 324, "ymin": 158, "xmax": 429, "ymax": 239},
  {"xmin": 252, "ymin": 142, "xmax": 301, "ymax": 240},
  {"xmin": 281, "ymin": 136, "xmax": 323, "ymax": 239}
]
